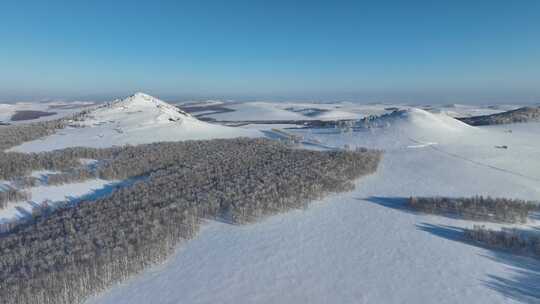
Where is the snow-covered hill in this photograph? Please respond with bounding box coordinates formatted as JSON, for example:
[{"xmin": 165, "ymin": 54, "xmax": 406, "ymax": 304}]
[
  {"xmin": 11, "ymin": 93, "xmax": 260, "ymax": 152},
  {"xmin": 362, "ymin": 108, "xmax": 473, "ymax": 133}
]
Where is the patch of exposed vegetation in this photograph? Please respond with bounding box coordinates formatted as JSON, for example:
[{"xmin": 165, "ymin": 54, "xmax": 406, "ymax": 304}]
[
  {"xmin": 0, "ymin": 138, "xmax": 382, "ymax": 304},
  {"xmin": 10, "ymin": 111, "xmax": 57, "ymax": 122},
  {"xmin": 408, "ymin": 196, "xmax": 538, "ymax": 223},
  {"xmin": 457, "ymin": 106, "xmax": 540, "ymax": 126}
]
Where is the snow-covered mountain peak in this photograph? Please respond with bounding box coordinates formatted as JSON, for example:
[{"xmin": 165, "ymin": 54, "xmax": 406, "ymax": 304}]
[
  {"xmin": 132, "ymin": 92, "xmax": 154, "ymax": 99},
  {"xmin": 10, "ymin": 93, "xmax": 259, "ymax": 152},
  {"xmin": 110, "ymin": 92, "xmax": 192, "ymax": 118}
]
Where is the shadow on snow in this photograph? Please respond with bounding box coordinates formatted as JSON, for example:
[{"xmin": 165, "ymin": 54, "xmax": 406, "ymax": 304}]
[{"xmin": 363, "ymin": 196, "xmax": 540, "ymax": 303}]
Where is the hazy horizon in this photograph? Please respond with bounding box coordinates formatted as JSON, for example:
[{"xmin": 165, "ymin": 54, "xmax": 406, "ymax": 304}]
[{"xmin": 1, "ymin": 89, "xmax": 539, "ymax": 106}]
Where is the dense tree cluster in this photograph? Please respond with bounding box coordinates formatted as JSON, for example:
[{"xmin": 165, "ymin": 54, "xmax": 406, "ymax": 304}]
[
  {"xmin": 0, "ymin": 120, "xmax": 66, "ymax": 151},
  {"xmin": 0, "ymin": 151, "xmax": 84, "ymax": 180},
  {"xmin": 465, "ymin": 225, "xmax": 540, "ymax": 256},
  {"xmin": 0, "ymin": 138, "xmax": 382, "ymax": 304},
  {"xmin": 409, "ymin": 196, "xmax": 538, "ymax": 223},
  {"xmin": 0, "ymin": 145, "xmax": 123, "ymax": 180},
  {"xmin": 0, "ymin": 187, "xmax": 31, "ymax": 209}
]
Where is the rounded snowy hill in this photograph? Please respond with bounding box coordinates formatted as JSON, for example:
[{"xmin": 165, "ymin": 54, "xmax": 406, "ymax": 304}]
[
  {"xmin": 11, "ymin": 93, "xmax": 260, "ymax": 153},
  {"xmin": 362, "ymin": 108, "xmax": 473, "ymax": 132},
  {"xmin": 346, "ymin": 108, "xmax": 481, "ymax": 150}
]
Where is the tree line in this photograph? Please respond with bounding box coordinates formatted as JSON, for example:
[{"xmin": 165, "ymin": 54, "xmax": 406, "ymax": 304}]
[
  {"xmin": 408, "ymin": 196, "xmax": 538, "ymax": 224},
  {"xmin": 465, "ymin": 225, "xmax": 540, "ymax": 257},
  {"xmin": 0, "ymin": 119, "xmax": 66, "ymax": 152}
]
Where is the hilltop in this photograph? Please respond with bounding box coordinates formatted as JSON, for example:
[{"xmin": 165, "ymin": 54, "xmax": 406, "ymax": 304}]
[{"xmin": 9, "ymin": 93, "xmax": 260, "ymax": 153}]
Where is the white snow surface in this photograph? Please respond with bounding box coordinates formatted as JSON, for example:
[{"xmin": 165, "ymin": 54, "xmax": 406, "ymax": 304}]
[
  {"xmin": 87, "ymin": 105, "xmax": 540, "ymax": 304},
  {"xmin": 10, "ymin": 93, "xmax": 260, "ymax": 152},
  {"xmin": 4, "ymin": 96, "xmax": 540, "ymax": 303}
]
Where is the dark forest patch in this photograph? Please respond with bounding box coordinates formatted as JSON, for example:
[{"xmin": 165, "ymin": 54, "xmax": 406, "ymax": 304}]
[
  {"xmin": 0, "ymin": 138, "xmax": 382, "ymax": 304},
  {"xmin": 10, "ymin": 111, "xmax": 57, "ymax": 121}
]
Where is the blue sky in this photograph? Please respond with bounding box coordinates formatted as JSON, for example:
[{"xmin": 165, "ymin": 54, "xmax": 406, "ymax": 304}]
[{"xmin": 1, "ymin": 0, "xmax": 539, "ymax": 103}]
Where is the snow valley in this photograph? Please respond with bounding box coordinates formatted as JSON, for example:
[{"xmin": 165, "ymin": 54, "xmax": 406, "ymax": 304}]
[{"xmin": 1, "ymin": 93, "xmax": 540, "ymax": 304}]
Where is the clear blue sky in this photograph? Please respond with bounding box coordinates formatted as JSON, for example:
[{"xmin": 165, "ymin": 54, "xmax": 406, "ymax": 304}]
[{"xmin": 1, "ymin": 0, "xmax": 539, "ymax": 103}]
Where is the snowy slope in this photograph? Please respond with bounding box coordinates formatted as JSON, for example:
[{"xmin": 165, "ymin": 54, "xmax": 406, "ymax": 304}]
[
  {"xmin": 11, "ymin": 93, "xmax": 260, "ymax": 152},
  {"xmin": 362, "ymin": 108, "xmax": 472, "ymax": 132},
  {"xmin": 87, "ymin": 107, "xmax": 540, "ymax": 304}
]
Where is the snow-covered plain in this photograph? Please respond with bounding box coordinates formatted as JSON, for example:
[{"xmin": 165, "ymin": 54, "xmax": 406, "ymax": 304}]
[{"xmin": 2, "ymin": 94, "xmax": 540, "ymax": 303}]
